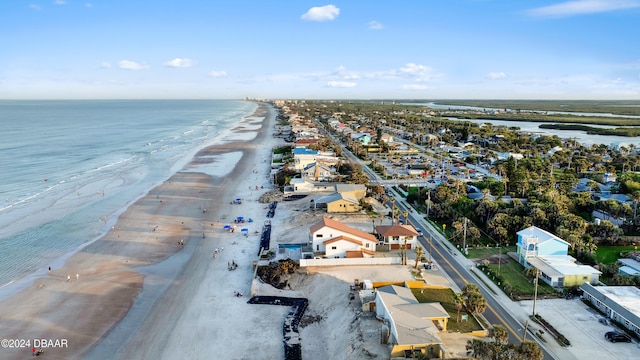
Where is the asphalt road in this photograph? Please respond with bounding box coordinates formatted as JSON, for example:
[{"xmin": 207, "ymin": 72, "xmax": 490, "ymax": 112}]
[{"xmin": 394, "ymin": 199, "xmax": 558, "ymax": 360}]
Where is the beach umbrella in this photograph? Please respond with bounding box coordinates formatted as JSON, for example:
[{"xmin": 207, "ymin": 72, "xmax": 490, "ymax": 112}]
[
  {"xmin": 223, "ymin": 225, "xmax": 231, "ymax": 230},
  {"xmin": 241, "ymin": 228, "xmax": 249, "ymax": 232},
  {"xmin": 236, "ymin": 216, "xmax": 244, "ymax": 221}
]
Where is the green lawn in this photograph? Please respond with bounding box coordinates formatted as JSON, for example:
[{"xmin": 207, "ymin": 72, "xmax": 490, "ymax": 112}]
[
  {"xmin": 466, "ymin": 246, "xmax": 517, "ymax": 259},
  {"xmin": 594, "ymin": 245, "xmax": 638, "ymax": 264},
  {"xmin": 412, "ymin": 288, "xmax": 483, "ymax": 333},
  {"xmin": 484, "ymin": 259, "xmax": 557, "ymax": 297}
]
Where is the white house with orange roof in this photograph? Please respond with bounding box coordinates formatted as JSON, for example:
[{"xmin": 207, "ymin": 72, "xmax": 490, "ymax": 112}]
[
  {"xmin": 375, "ymin": 224, "xmax": 420, "ymax": 250},
  {"xmin": 309, "ymin": 217, "xmax": 377, "ymax": 258}
]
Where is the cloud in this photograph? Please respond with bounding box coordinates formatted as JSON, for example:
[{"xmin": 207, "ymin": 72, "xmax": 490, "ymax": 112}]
[
  {"xmin": 528, "ymin": 0, "xmax": 640, "ymax": 17},
  {"xmin": 327, "ymin": 81, "xmax": 357, "ymax": 88},
  {"xmin": 118, "ymin": 60, "xmax": 148, "ymax": 71},
  {"xmin": 301, "ymin": 5, "xmax": 340, "ymax": 21},
  {"xmin": 486, "ymin": 72, "xmax": 507, "ymax": 79},
  {"xmin": 164, "ymin": 58, "xmax": 195, "ymax": 68},
  {"xmin": 208, "ymin": 70, "xmax": 228, "ymax": 78},
  {"xmin": 100, "ymin": 62, "xmax": 111, "ymax": 69},
  {"xmin": 368, "ymin": 21, "xmax": 384, "ymax": 30},
  {"xmin": 29, "ymin": 4, "xmax": 42, "ymax": 10},
  {"xmin": 54, "ymin": 0, "xmax": 66, "ymax": 5},
  {"xmin": 86, "ymin": 3, "xmax": 92, "ymax": 8}
]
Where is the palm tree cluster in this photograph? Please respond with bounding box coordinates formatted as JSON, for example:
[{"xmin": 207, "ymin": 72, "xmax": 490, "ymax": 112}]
[{"xmin": 462, "ymin": 284, "xmax": 487, "ymax": 315}]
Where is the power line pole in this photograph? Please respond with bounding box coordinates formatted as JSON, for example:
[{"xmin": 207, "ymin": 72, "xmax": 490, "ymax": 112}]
[
  {"xmin": 532, "ymin": 269, "xmax": 540, "ymax": 317},
  {"xmin": 463, "ymin": 218, "xmax": 467, "ymax": 255}
]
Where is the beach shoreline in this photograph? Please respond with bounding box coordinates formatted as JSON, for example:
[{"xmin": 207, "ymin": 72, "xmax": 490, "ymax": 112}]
[{"xmin": 0, "ymin": 103, "xmax": 276, "ymax": 360}]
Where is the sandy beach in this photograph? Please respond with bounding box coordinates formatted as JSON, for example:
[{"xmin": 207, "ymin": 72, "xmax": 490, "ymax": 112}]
[{"xmin": 0, "ymin": 103, "xmax": 280, "ymax": 359}]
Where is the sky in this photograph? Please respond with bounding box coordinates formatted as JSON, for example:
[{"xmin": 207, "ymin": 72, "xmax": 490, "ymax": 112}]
[{"xmin": 1, "ymin": 0, "xmax": 639, "ymax": 100}]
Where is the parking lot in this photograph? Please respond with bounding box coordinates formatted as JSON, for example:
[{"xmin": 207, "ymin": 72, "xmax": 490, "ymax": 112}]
[{"xmin": 516, "ymin": 298, "xmax": 639, "ymax": 360}]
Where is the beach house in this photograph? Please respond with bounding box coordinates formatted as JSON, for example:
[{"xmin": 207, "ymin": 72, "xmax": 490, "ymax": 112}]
[
  {"xmin": 516, "ymin": 226, "xmax": 601, "ymax": 287},
  {"xmin": 301, "ymin": 162, "xmax": 336, "ymax": 182},
  {"xmin": 375, "ymin": 285, "xmax": 448, "ymax": 358},
  {"xmin": 309, "ymin": 217, "xmax": 377, "ymax": 258},
  {"xmin": 375, "ymin": 224, "xmax": 419, "ymax": 250}
]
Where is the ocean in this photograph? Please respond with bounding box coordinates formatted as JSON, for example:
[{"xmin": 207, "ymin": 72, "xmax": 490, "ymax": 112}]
[{"xmin": 0, "ymin": 99, "xmax": 257, "ymax": 293}]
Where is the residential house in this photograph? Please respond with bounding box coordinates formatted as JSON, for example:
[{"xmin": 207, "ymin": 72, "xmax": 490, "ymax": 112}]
[
  {"xmin": 517, "ymin": 226, "xmax": 601, "ymax": 287},
  {"xmin": 375, "ymin": 285, "xmax": 448, "ymax": 358},
  {"xmin": 293, "ymin": 147, "xmax": 319, "ymax": 170},
  {"xmin": 618, "ymin": 258, "xmax": 640, "ymax": 277},
  {"xmin": 309, "ymin": 217, "xmax": 377, "ymax": 258},
  {"xmin": 375, "ymin": 224, "xmax": 419, "ymax": 250},
  {"xmin": 310, "ymin": 192, "xmax": 361, "ymax": 213},
  {"xmin": 350, "ymin": 132, "xmax": 372, "ymax": 145},
  {"xmin": 334, "ymin": 183, "xmax": 366, "ymax": 200},
  {"xmin": 380, "ymin": 133, "xmax": 394, "ymax": 143},
  {"xmin": 580, "ymin": 283, "xmax": 640, "ymax": 337},
  {"xmin": 301, "ymin": 162, "xmax": 336, "ymax": 182},
  {"xmin": 293, "ymin": 147, "xmax": 338, "ymax": 170},
  {"xmin": 516, "ymin": 226, "xmax": 569, "ymax": 264},
  {"xmin": 285, "ymin": 178, "xmax": 335, "ymax": 194}
]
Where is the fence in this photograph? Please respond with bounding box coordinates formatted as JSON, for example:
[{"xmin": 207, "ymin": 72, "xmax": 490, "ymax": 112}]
[{"xmin": 299, "ymin": 257, "xmax": 402, "ymax": 267}]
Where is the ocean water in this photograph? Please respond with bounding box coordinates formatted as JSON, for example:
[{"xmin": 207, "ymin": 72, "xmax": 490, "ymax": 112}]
[{"xmin": 0, "ymin": 99, "xmax": 257, "ymax": 291}]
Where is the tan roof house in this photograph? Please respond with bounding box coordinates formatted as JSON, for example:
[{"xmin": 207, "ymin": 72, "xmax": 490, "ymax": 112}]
[
  {"xmin": 375, "ymin": 285, "xmax": 448, "ymax": 358},
  {"xmin": 334, "ymin": 183, "xmax": 366, "ymax": 200},
  {"xmin": 309, "ymin": 217, "xmax": 377, "ymax": 258},
  {"xmin": 310, "ymin": 192, "xmax": 361, "ymax": 213},
  {"xmin": 375, "ymin": 224, "xmax": 419, "ymax": 250}
]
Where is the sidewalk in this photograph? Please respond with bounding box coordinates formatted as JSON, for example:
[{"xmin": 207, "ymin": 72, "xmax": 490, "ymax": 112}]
[{"xmin": 388, "ymin": 189, "xmax": 574, "ymax": 360}]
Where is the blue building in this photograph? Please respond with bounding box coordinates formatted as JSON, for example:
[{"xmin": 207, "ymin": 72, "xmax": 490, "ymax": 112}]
[{"xmin": 516, "ymin": 226, "xmax": 569, "ymax": 265}]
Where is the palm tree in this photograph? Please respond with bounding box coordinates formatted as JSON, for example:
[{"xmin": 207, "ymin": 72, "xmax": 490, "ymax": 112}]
[
  {"xmin": 489, "ymin": 325, "xmax": 508, "ymax": 345},
  {"xmin": 453, "ymin": 292, "xmax": 464, "ymax": 323},
  {"xmin": 519, "ymin": 341, "xmax": 543, "ymax": 360},
  {"xmin": 400, "ymin": 239, "xmax": 408, "ymax": 265},
  {"xmin": 402, "ymin": 210, "xmax": 409, "ymax": 225},
  {"xmin": 390, "ymin": 197, "xmax": 396, "ymax": 223},
  {"xmin": 414, "ymin": 246, "xmax": 423, "ymax": 269},
  {"xmin": 632, "ymin": 190, "xmax": 640, "ymax": 220}
]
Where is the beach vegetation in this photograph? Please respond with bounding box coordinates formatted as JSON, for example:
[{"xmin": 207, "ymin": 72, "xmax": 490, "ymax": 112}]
[
  {"xmin": 256, "ymin": 259, "xmax": 299, "ymax": 289},
  {"xmin": 273, "ymin": 145, "xmax": 292, "ymax": 155}
]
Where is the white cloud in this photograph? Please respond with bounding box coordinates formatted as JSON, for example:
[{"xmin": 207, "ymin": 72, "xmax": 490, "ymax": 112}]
[
  {"xmin": 368, "ymin": 21, "xmax": 384, "ymax": 30},
  {"xmin": 528, "ymin": 0, "xmax": 640, "ymax": 17},
  {"xmin": 100, "ymin": 62, "xmax": 111, "ymax": 69},
  {"xmin": 164, "ymin": 58, "xmax": 195, "ymax": 68},
  {"xmin": 403, "ymin": 84, "xmax": 428, "ymax": 90},
  {"xmin": 399, "ymin": 63, "xmax": 428, "ymax": 76},
  {"xmin": 118, "ymin": 60, "xmax": 148, "ymax": 71},
  {"xmin": 487, "ymin": 72, "xmax": 507, "ymax": 79},
  {"xmin": 29, "ymin": 4, "xmax": 42, "ymax": 10},
  {"xmin": 327, "ymin": 81, "xmax": 357, "ymax": 88},
  {"xmin": 54, "ymin": 0, "xmax": 66, "ymax": 5},
  {"xmin": 301, "ymin": 5, "xmax": 340, "ymax": 22},
  {"xmin": 209, "ymin": 70, "xmax": 228, "ymax": 78},
  {"xmin": 86, "ymin": 3, "xmax": 92, "ymax": 8}
]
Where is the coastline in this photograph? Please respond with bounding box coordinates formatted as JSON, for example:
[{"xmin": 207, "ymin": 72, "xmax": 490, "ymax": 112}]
[{"xmin": 0, "ymin": 103, "xmax": 276, "ymax": 359}]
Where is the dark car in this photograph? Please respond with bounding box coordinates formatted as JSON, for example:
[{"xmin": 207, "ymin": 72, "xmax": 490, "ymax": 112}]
[{"xmin": 605, "ymin": 331, "xmax": 632, "ymax": 343}]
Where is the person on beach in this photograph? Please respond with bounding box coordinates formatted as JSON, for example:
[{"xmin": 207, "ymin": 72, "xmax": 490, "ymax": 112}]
[
  {"xmin": 67, "ymin": 275, "xmax": 71, "ymax": 282},
  {"xmin": 48, "ymin": 266, "xmax": 51, "ymax": 274},
  {"xmin": 76, "ymin": 273, "xmax": 79, "ymax": 281}
]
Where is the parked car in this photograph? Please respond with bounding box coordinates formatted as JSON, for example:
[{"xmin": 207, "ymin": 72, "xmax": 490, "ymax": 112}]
[{"xmin": 605, "ymin": 331, "xmax": 631, "ymax": 343}]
